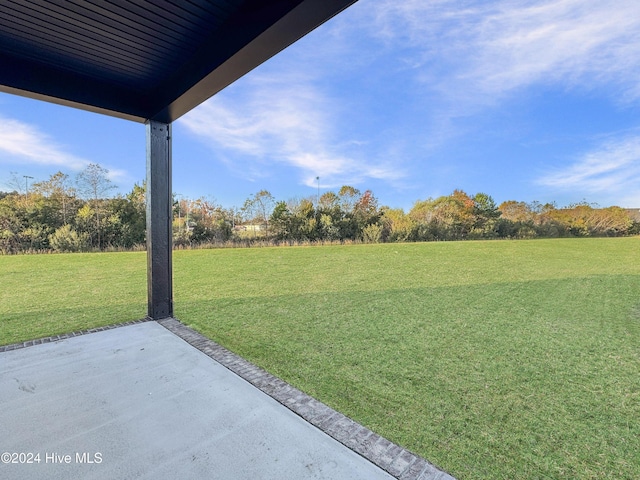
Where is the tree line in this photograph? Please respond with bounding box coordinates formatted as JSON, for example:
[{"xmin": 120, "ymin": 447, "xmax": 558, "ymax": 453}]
[{"xmin": 1, "ymin": 165, "xmax": 638, "ymax": 254}]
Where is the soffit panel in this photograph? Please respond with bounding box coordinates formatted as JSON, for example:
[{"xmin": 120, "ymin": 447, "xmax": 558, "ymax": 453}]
[{"xmin": 0, "ymin": 0, "xmax": 356, "ymax": 122}]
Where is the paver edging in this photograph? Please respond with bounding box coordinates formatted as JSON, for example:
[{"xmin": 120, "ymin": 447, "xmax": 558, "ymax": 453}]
[
  {"xmin": 0, "ymin": 317, "xmax": 456, "ymax": 479},
  {"xmin": 157, "ymin": 317, "xmax": 456, "ymax": 480},
  {"xmin": 0, "ymin": 318, "xmax": 152, "ymax": 353}
]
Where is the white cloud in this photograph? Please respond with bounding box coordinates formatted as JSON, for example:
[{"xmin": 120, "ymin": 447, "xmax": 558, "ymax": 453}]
[
  {"xmin": 179, "ymin": 73, "xmax": 405, "ymax": 188},
  {"xmin": 0, "ymin": 115, "xmax": 88, "ymax": 170},
  {"xmin": 360, "ymin": 0, "xmax": 640, "ymax": 107},
  {"xmin": 537, "ymin": 134, "xmax": 640, "ymax": 206},
  {"xmin": 105, "ymin": 168, "xmax": 129, "ymax": 184},
  {"xmin": 173, "ymin": 0, "xmax": 640, "ymax": 206}
]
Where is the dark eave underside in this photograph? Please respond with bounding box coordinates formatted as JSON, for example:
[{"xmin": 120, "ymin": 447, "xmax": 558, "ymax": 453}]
[{"xmin": 0, "ymin": 0, "xmax": 356, "ymax": 123}]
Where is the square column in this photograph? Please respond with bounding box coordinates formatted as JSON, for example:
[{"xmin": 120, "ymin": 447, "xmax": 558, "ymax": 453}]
[{"xmin": 146, "ymin": 120, "xmax": 173, "ymax": 319}]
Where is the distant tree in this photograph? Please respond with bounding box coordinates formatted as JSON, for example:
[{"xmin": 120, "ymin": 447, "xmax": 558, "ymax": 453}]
[
  {"xmin": 270, "ymin": 201, "xmax": 293, "ymax": 240},
  {"xmin": 0, "ymin": 193, "xmax": 22, "ymax": 253},
  {"xmin": 0, "ymin": 188, "xmax": 61, "ymax": 250},
  {"xmin": 76, "ymin": 163, "xmax": 116, "ymax": 248},
  {"xmin": 353, "ymin": 190, "xmax": 381, "ymax": 240},
  {"xmin": 242, "ymin": 190, "xmax": 275, "ymax": 235},
  {"xmin": 4, "ymin": 171, "xmax": 640, "ymax": 251},
  {"xmin": 101, "ymin": 184, "xmax": 146, "ymax": 248},
  {"xmin": 188, "ymin": 197, "xmax": 232, "ymax": 244},
  {"xmin": 32, "ymin": 171, "xmax": 77, "ymax": 225},
  {"xmin": 224, "ymin": 206, "xmax": 242, "ymax": 230},
  {"xmin": 287, "ymin": 197, "xmax": 316, "ymax": 240},
  {"xmin": 587, "ymin": 206, "xmax": 632, "ymax": 236},
  {"xmin": 498, "ymin": 200, "xmax": 535, "ymax": 223},
  {"xmin": 338, "ymin": 186, "xmax": 360, "ymax": 214},
  {"xmin": 318, "ymin": 191, "xmax": 340, "ymax": 211},
  {"xmin": 472, "ymin": 192, "xmax": 501, "ymax": 236},
  {"xmin": 319, "ymin": 213, "xmax": 340, "ymax": 240},
  {"xmin": 76, "ymin": 164, "xmax": 115, "ymax": 202},
  {"xmin": 5, "ymin": 171, "xmax": 28, "ymax": 195},
  {"xmin": 381, "ymin": 208, "xmax": 414, "ymax": 242},
  {"xmin": 409, "ymin": 190, "xmax": 476, "ymax": 240},
  {"xmin": 544, "ymin": 204, "xmax": 633, "ymax": 237},
  {"xmin": 316, "ymin": 192, "xmax": 342, "ymax": 240},
  {"xmin": 74, "ymin": 203, "xmax": 97, "ymax": 242},
  {"xmin": 125, "ymin": 182, "xmax": 146, "ymax": 242},
  {"xmin": 354, "ymin": 190, "xmax": 379, "ymax": 220}
]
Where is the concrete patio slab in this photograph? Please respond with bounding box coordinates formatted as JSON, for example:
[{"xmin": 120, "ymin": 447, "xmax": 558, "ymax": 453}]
[{"xmin": 0, "ymin": 320, "xmax": 454, "ymax": 480}]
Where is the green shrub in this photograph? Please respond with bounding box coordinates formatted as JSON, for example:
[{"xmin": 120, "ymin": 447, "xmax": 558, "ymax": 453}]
[
  {"xmin": 361, "ymin": 223, "xmax": 383, "ymax": 243},
  {"xmin": 49, "ymin": 225, "xmax": 90, "ymax": 252}
]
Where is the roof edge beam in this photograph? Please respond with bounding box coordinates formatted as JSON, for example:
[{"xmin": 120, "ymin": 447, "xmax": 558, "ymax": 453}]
[
  {"xmin": 0, "ymin": 51, "xmax": 152, "ymax": 122},
  {"xmin": 150, "ymin": 0, "xmax": 357, "ymax": 122}
]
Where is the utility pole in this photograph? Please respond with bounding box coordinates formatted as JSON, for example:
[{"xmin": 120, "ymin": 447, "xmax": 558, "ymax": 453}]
[
  {"xmin": 185, "ymin": 199, "xmax": 190, "ymax": 232},
  {"xmin": 23, "ymin": 175, "xmax": 33, "ymax": 198},
  {"xmin": 316, "ymin": 176, "xmax": 320, "ymax": 207}
]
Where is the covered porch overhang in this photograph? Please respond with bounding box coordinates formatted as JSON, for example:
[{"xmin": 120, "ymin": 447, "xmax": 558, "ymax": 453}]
[
  {"xmin": 0, "ymin": 2, "xmax": 457, "ymax": 478},
  {"xmin": 0, "ymin": 0, "xmax": 356, "ymax": 319}
]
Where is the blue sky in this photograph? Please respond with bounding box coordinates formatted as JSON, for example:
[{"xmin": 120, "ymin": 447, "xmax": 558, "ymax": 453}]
[{"xmin": 2, "ymin": 0, "xmax": 640, "ymax": 211}]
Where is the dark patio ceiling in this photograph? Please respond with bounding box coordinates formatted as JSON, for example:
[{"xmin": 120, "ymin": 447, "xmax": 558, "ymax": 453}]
[{"xmin": 0, "ymin": 0, "xmax": 357, "ymax": 123}]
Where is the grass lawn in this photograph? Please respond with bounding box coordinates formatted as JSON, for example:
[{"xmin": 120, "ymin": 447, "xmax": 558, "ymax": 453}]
[
  {"xmin": 0, "ymin": 251, "xmax": 147, "ymax": 343},
  {"xmin": 2, "ymin": 238, "xmax": 639, "ymax": 479}
]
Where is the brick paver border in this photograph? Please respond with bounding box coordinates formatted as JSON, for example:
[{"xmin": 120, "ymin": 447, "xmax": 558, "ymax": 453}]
[
  {"xmin": 0, "ymin": 318, "xmax": 151, "ymax": 353},
  {"xmin": 1, "ymin": 317, "xmax": 455, "ymax": 480},
  {"xmin": 157, "ymin": 317, "xmax": 455, "ymax": 480}
]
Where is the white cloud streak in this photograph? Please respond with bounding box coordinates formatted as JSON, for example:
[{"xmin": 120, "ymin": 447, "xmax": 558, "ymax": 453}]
[
  {"xmin": 537, "ymin": 134, "xmax": 640, "ymax": 206},
  {"xmin": 0, "ymin": 115, "xmax": 88, "ymax": 170},
  {"xmin": 179, "ymin": 73, "xmax": 405, "ymax": 188},
  {"xmin": 361, "ymin": 0, "xmax": 640, "ymax": 108},
  {"xmin": 177, "ymin": 0, "xmax": 640, "ymax": 204}
]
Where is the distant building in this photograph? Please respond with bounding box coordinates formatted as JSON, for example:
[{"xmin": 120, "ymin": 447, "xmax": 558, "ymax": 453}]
[{"xmin": 235, "ymin": 224, "xmax": 265, "ymax": 232}]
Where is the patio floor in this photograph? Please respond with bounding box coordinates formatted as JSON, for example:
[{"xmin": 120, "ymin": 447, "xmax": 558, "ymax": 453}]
[{"xmin": 0, "ymin": 319, "xmax": 454, "ymax": 480}]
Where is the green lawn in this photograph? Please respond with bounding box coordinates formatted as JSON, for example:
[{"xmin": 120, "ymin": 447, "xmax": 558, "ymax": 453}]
[
  {"xmin": 0, "ymin": 251, "xmax": 147, "ymax": 342},
  {"xmin": 2, "ymin": 238, "xmax": 639, "ymax": 479}
]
